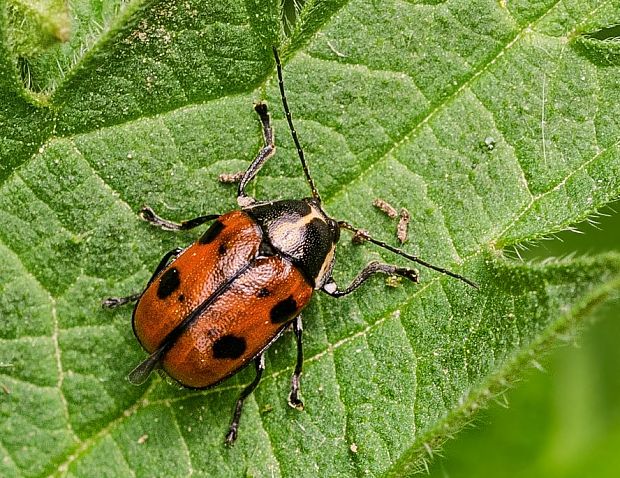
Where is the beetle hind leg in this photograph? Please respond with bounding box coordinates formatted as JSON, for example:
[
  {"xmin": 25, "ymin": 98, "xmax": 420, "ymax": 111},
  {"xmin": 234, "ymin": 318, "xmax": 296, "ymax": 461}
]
[
  {"xmin": 288, "ymin": 314, "xmax": 304, "ymax": 410},
  {"xmin": 226, "ymin": 353, "xmax": 266, "ymax": 445}
]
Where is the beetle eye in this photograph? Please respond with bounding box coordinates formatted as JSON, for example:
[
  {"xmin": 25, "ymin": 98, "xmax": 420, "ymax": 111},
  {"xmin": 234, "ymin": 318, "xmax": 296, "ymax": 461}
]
[{"xmin": 328, "ymin": 219, "xmax": 340, "ymax": 243}]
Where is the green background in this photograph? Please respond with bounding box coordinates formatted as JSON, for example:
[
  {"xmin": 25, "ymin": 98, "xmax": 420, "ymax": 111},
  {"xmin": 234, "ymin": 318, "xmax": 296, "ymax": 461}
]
[{"xmin": 429, "ymin": 206, "xmax": 620, "ymax": 478}]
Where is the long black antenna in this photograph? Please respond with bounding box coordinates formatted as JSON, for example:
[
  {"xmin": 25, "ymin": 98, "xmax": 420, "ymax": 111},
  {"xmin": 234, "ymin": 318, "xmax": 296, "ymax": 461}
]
[
  {"xmin": 339, "ymin": 221, "xmax": 479, "ymax": 289},
  {"xmin": 273, "ymin": 47, "xmax": 321, "ymax": 202}
]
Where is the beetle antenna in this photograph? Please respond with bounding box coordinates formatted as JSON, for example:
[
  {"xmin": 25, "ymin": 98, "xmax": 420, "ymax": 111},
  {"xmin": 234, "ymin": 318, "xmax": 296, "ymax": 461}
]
[
  {"xmin": 273, "ymin": 47, "xmax": 321, "ymax": 202},
  {"xmin": 338, "ymin": 221, "xmax": 479, "ymax": 289}
]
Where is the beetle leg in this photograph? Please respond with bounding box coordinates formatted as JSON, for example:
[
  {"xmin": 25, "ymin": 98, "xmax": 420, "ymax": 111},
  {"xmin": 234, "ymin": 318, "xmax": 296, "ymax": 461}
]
[
  {"xmin": 226, "ymin": 352, "xmax": 266, "ymax": 445},
  {"xmin": 338, "ymin": 221, "xmax": 478, "ymax": 289},
  {"xmin": 101, "ymin": 292, "xmax": 142, "ymax": 308},
  {"xmin": 144, "ymin": 247, "xmax": 184, "ymax": 287},
  {"xmin": 321, "ymin": 261, "xmax": 419, "ymax": 298},
  {"xmin": 102, "ymin": 247, "xmax": 183, "ymax": 308},
  {"xmin": 288, "ymin": 314, "xmax": 304, "ymax": 410},
  {"xmin": 237, "ymin": 103, "xmax": 276, "ymax": 207},
  {"xmin": 139, "ymin": 205, "xmax": 220, "ymax": 231}
]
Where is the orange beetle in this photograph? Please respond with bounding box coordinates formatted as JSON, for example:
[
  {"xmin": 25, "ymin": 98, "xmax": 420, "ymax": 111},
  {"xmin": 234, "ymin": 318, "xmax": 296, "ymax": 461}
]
[{"xmin": 104, "ymin": 48, "xmax": 476, "ymax": 444}]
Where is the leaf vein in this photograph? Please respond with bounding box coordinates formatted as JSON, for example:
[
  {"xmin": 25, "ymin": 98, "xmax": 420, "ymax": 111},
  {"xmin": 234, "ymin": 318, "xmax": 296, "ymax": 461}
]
[
  {"xmin": 498, "ymin": 135, "xmax": 620, "ymax": 244},
  {"xmin": 50, "ymin": 291, "xmax": 80, "ymax": 444},
  {"xmin": 251, "ymin": 394, "xmax": 283, "ymax": 478},
  {"xmin": 49, "ymin": 380, "xmax": 159, "ymax": 477},
  {"xmin": 390, "ymin": 155, "xmax": 462, "ymax": 260},
  {"xmin": 304, "ymin": 50, "xmax": 429, "ymax": 104},
  {"xmin": 165, "ymin": 402, "xmax": 194, "ymax": 477},
  {"xmin": 0, "ymin": 440, "xmax": 19, "ymax": 475},
  {"xmin": 108, "ymin": 434, "xmax": 136, "ymax": 478},
  {"xmin": 323, "ymin": 1, "xmax": 563, "ymax": 204}
]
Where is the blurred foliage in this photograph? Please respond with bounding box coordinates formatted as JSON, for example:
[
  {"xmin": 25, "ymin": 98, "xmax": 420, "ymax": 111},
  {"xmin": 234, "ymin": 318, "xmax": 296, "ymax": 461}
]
[{"xmin": 429, "ymin": 204, "xmax": 620, "ymax": 478}]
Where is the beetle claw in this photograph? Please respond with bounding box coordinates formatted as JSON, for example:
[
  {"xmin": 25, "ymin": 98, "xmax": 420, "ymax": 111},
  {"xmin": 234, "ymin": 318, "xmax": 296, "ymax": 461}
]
[
  {"xmin": 288, "ymin": 393, "xmax": 304, "ymax": 411},
  {"xmin": 395, "ymin": 268, "xmax": 419, "ymax": 283},
  {"xmin": 139, "ymin": 205, "xmax": 156, "ymax": 221},
  {"xmin": 101, "ymin": 293, "xmax": 141, "ymax": 308},
  {"xmin": 225, "ymin": 428, "xmax": 237, "ymax": 445},
  {"xmin": 101, "ymin": 297, "xmax": 122, "ymax": 308}
]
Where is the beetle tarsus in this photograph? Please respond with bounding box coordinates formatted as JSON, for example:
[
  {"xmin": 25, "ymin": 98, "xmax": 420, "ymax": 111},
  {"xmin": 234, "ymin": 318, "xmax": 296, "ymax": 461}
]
[
  {"xmin": 288, "ymin": 385, "xmax": 304, "ymax": 411},
  {"xmin": 225, "ymin": 427, "xmax": 238, "ymax": 446},
  {"xmin": 394, "ymin": 267, "xmax": 419, "ymax": 283},
  {"xmin": 225, "ymin": 353, "xmax": 266, "ymax": 444},
  {"xmin": 101, "ymin": 293, "xmax": 141, "ymax": 308},
  {"xmin": 288, "ymin": 314, "xmax": 304, "ymax": 411},
  {"xmin": 140, "ymin": 205, "xmax": 220, "ymax": 231}
]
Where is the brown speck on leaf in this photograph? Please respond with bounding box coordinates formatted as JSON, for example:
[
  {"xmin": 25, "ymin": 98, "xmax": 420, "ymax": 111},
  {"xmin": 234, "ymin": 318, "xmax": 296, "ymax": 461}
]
[
  {"xmin": 397, "ymin": 208, "xmax": 410, "ymax": 244},
  {"xmin": 137, "ymin": 434, "xmax": 149, "ymax": 444},
  {"xmin": 373, "ymin": 198, "xmax": 398, "ymax": 218},
  {"xmin": 218, "ymin": 171, "xmax": 245, "ymax": 183}
]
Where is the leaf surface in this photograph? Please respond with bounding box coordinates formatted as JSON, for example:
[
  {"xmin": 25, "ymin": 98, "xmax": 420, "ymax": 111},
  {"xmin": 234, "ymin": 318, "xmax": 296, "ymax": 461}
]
[{"xmin": 1, "ymin": 0, "xmax": 620, "ymax": 477}]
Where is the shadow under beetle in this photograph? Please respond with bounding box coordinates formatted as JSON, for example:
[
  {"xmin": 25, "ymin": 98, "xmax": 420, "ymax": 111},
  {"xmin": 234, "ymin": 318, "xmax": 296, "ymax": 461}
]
[{"xmin": 103, "ymin": 47, "xmax": 477, "ymax": 444}]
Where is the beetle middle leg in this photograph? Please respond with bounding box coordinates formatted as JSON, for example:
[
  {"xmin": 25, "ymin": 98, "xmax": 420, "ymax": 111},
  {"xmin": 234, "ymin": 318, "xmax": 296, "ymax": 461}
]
[
  {"xmin": 322, "ymin": 261, "xmax": 419, "ymax": 298},
  {"xmin": 102, "ymin": 247, "xmax": 183, "ymax": 308},
  {"xmin": 236, "ymin": 102, "xmax": 276, "ymax": 207},
  {"xmin": 226, "ymin": 352, "xmax": 266, "ymax": 445}
]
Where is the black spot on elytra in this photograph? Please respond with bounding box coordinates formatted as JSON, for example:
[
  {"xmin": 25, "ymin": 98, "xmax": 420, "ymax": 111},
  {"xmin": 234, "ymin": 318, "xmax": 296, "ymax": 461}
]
[
  {"xmin": 157, "ymin": 267, "xmax": 180, "ymax": 299},
  {"xmin": 257, "ymin": 288, "xmax": 270, "ymax": 298},
  {"xmin": 270, "ymin": 296, "xmax": 298, "ymax": 324},
  {"xmin": 218, "ymin": 242, "xmax": 228, "ymax": 255},
  {"xmin": 199, "ymin": 220, "xmax": 224, "ymax": 244},
  {"xmin": 178, "ymin": 294, "xmax": 185, "ymax": 303},
  {"xmin": 212, "ymin": 334, "xmax": 247, "ymax": 359}
]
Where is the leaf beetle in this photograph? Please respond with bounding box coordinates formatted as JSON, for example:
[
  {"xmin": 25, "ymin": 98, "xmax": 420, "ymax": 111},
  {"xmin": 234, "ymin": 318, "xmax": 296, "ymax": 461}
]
[{"xmin": 103, "ymin": 47, "xmax": 477, "ymax": 444}]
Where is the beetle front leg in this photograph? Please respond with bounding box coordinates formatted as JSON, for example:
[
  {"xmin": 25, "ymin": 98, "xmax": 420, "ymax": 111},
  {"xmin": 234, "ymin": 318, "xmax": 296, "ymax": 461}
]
[
  {"xmin": 288, "ymin": 314, "xmax": 304, "ymax": 410},
  {"xmin": 226, "ymin": 353, "xmax": 266, "ymax": 445},
  {"xmin": 102, "ymin": 247, "xmax": 183, "ymax": 308},
  {"xmin": 140, "ymin": 206, "xmax": 220, "ymax": 231},
  {"xmin": 237, "ymin": 103, "xmax": 276, "ymax": 207},
  {"xmin": 322, "ymin": 261, "xmax": 419, "ymax": 298}
]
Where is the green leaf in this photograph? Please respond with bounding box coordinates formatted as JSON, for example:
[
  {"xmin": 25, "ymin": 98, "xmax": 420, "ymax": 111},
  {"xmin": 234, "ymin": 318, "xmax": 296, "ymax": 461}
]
[
  {"xmin": 1, "ymin": 0, "xmax": 619, "ymax": 477},
  {"xmin": 6, "ymin": 0, "xmax": 70, "ymax": 55},
  {"xmin": 426, "ymin": 212, "xmax": 620, "ymax": 478}
]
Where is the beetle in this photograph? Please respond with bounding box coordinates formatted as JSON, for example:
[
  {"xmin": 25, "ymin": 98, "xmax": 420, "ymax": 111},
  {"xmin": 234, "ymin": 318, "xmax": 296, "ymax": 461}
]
[{"xmin": 103, "ymin": 47, "xmax": 477, "ymax": 444}]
